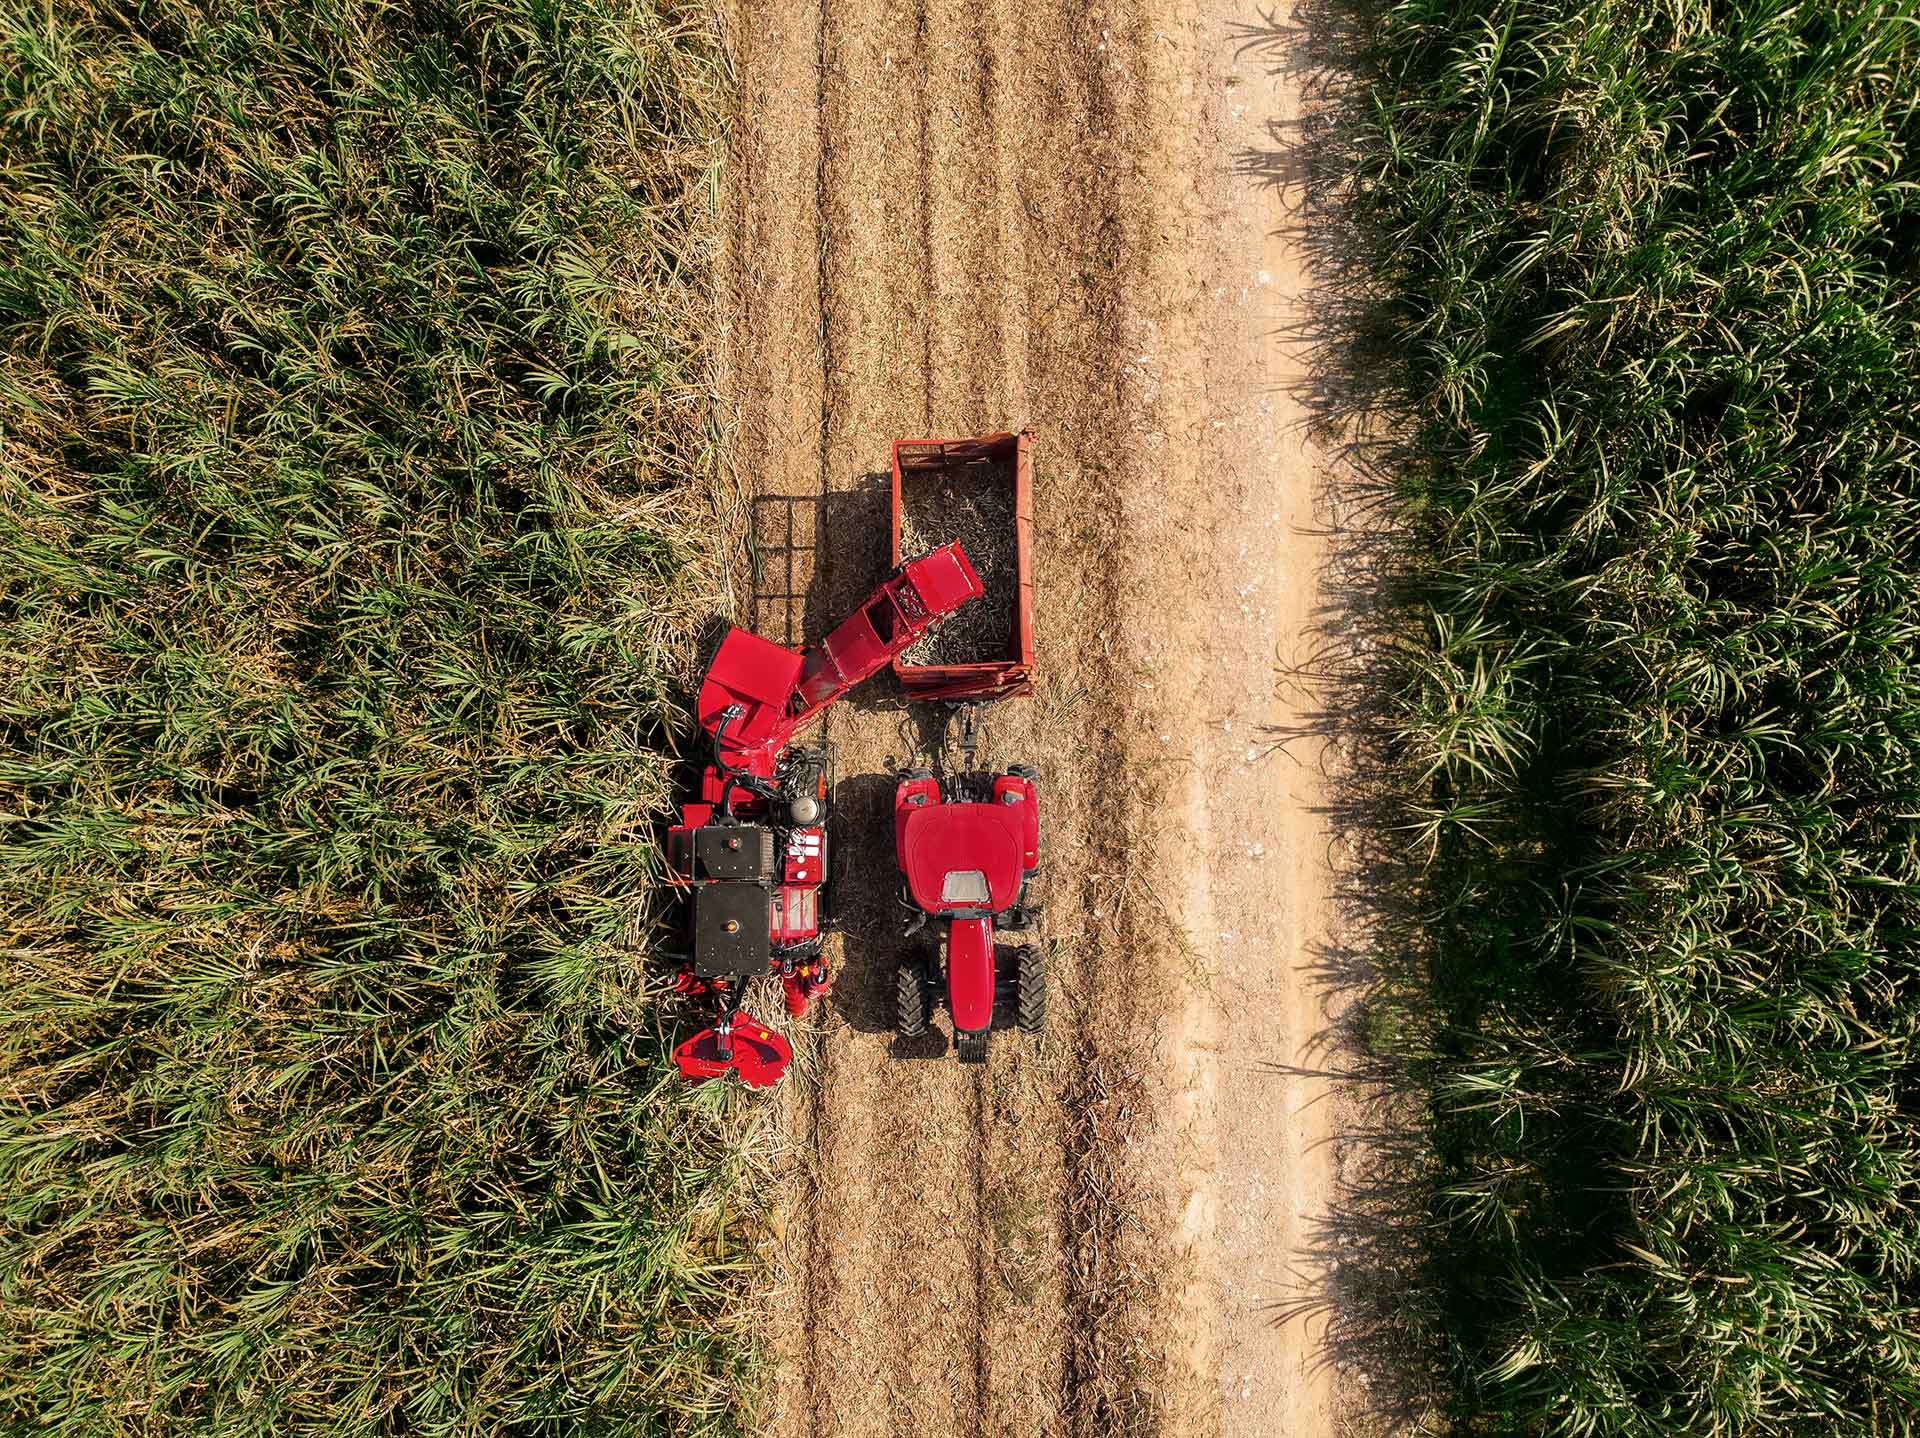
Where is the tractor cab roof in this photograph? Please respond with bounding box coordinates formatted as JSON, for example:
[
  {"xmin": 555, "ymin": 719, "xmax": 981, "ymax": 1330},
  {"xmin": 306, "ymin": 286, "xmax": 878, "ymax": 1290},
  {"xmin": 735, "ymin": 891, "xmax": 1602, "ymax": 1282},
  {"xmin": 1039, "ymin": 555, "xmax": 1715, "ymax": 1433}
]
[{"xmin": 898, "ymin": 802, "xmax": 1026, "ymax": 913}]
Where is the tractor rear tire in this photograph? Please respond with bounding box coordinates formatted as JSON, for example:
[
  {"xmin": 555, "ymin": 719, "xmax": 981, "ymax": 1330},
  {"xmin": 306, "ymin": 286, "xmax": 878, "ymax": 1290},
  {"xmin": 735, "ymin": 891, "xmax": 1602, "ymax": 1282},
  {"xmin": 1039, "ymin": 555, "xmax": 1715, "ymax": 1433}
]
[
  {"xmin": 895, "ymin": 962, "xmax": 930, "ymax": 1038},
  {"xmin": 1017, "ymin": 948, "xmax": 1046, "ymax": 1034},
  {"xmin": 955, "ymin": 1029, "xmax": 989, "ymax": 1065}
]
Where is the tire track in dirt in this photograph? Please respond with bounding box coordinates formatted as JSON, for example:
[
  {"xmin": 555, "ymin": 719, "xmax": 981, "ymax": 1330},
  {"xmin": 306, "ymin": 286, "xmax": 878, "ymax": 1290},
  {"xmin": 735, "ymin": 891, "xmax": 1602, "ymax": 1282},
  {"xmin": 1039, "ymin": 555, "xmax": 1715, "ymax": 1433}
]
[
  {"xmin": 810, "ymin": 0, "xmax": 993, "ymax": 1431},
  {"xmin": 723, "ymin": 1, "xmax": 1343, "ymax": 1433}
]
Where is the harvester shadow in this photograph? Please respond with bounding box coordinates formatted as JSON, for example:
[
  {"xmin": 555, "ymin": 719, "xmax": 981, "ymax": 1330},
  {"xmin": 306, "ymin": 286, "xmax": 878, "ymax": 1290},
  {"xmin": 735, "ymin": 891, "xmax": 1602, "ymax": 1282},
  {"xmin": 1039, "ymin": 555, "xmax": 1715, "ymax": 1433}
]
[
  {"xmin": 809, "ymin": 475, "xmax": 893, "ymax": 673},
  {"xmin": 749, "ymin": 478, "xmax": 887, "ymax": 652},
  {"xmin": 692, "ymin": 612, "xmax": 738, "ymax": 672},
  {"xmin": 820, "ymin": 771, "xmax": 945, "ymax": 1057},
  {"xmin": 747, "ymin": 493, "xmax": 821, "ymax": 649}
]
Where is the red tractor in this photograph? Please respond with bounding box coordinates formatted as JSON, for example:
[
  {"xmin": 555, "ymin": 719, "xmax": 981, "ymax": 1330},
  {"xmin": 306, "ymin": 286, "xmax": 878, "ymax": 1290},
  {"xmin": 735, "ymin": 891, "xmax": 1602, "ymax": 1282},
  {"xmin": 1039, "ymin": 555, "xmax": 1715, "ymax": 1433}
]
[
  {"xmin": 666, "ymin": 542, "xmax": 983, "ymax": 1087},
  {"xmin": 891, "ymin": 711, "xmax": 1044, "ymax": 1064}
]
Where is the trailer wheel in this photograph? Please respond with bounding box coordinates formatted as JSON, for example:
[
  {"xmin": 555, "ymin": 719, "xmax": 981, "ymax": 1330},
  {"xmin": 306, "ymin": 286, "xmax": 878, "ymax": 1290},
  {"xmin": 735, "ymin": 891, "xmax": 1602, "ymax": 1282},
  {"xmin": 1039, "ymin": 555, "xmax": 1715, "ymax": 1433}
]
[
  {"xmin": 895, "ymin": 962, "xmax": 930, "ymax": 1038},
  {"xmin": 1017, "ymin": 949, "xmax": 1046, "ymax": 1034},
  {"xmin": 955, "ymin": 1029, "xmax": 989, "ymax": 1065}
]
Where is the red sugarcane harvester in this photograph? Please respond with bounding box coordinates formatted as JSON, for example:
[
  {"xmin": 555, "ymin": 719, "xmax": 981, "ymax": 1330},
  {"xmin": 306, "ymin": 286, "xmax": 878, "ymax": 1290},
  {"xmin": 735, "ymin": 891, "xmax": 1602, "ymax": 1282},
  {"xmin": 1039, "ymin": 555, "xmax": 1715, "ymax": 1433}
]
[
  {"xmin": 668, "ymin": 432, "xmax": 1040, "ymax": 1085},
  {"xmin": 665, "ymin": 541, "xmax": 982, "ymax": 1086}
]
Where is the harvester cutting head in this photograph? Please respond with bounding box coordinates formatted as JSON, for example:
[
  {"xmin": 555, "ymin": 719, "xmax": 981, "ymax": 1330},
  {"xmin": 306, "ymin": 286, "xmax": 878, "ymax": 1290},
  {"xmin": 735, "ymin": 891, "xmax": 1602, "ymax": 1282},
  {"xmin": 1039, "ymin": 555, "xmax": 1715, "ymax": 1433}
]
[
  {"xmin": 667, "ymin": 544, "xmax": 985, "ymax": 1086},
  {"xmin": 672, "ymin": 1012, "xmax": 792, "ymax": 1089}
]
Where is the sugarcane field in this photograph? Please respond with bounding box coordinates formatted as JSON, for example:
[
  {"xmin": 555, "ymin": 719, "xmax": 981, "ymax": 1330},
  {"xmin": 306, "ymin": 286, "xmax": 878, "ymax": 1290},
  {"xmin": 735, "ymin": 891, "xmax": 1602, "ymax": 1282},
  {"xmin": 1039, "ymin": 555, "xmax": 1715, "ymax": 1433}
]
[{"xmin": 5, "ymin": 1, "xmax": 1920, "ymax": 1435}]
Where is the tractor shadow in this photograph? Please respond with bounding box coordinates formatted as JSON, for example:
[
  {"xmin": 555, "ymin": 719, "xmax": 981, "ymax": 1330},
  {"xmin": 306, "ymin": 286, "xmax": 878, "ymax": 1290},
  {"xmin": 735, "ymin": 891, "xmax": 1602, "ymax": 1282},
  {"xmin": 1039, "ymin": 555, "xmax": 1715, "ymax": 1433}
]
[{"xmin": 824, "ymin": 771, "xmax": 945, "ymax": 1057}]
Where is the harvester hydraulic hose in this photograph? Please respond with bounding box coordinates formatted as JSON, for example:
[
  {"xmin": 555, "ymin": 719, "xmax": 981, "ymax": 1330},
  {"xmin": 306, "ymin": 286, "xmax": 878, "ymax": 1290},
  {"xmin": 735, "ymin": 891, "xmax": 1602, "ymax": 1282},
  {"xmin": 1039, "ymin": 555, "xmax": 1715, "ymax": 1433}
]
[{"xmin": 712, "ymin": 706, "xmax": 778, "ymax": 818}]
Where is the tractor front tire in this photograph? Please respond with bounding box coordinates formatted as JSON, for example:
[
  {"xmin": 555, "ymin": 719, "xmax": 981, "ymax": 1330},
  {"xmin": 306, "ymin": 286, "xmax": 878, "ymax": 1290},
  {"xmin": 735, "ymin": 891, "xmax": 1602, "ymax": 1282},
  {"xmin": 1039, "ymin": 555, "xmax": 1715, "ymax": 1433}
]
[
  {"xmin": 1017, "ymin": 948, "xmax": 1046, "ymax": 1034},
  {"xmin": 895, "ymin": 962, "xmax": 930, "ymax": 1038}
]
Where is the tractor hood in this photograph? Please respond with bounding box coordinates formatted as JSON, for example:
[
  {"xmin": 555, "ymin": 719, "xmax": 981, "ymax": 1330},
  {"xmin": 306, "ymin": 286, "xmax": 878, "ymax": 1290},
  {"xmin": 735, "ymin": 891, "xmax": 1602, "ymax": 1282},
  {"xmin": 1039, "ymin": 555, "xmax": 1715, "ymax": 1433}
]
[{"xmin": 898, "ymin": 802, "xmax": 1026, "ymax": 913}]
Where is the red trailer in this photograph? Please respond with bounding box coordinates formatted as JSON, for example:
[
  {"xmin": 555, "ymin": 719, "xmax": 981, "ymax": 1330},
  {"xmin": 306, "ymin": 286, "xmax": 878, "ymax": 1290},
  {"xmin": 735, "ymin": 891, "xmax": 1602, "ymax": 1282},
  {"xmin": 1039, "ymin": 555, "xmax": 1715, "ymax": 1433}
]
[{"xmin": 890, "ymin": 430, "xmax": 1035, "ymax": 701}]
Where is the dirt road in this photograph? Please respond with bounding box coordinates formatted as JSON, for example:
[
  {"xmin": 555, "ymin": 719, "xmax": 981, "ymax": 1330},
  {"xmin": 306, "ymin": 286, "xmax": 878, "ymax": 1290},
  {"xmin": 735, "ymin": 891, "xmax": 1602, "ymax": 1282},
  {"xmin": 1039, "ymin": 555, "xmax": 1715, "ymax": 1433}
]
[{"xmin": 720, "ymin": 2, "xmax": 1338, "ymax": 1432}]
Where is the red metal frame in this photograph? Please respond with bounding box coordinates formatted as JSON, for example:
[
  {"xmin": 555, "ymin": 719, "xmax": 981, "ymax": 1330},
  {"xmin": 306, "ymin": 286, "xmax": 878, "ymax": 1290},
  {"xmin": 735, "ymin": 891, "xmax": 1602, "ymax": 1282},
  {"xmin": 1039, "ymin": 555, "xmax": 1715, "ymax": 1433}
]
[
  {"xmin": 890, "ymin": 430, "xmax": 1035, "ymax": 701},
  {"xmin": 672, "ymin": 1014, "xmax": 792, "ymax": 1089}
]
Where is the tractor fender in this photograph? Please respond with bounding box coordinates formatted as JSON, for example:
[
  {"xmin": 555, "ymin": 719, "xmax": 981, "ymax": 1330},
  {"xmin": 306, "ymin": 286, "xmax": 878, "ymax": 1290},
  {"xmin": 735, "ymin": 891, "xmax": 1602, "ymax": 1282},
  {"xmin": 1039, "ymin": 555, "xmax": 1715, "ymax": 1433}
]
[
  {"xmin": 894, "ymin": 774, "xmax": 942, "ymax": 854},
  {"xmin": 945, "ymin": 917, "xmax": 996, "ymax": 1034},
  {"xmin": 992, "ymin": 774, "xmax": 1039, "ymax": 872}
]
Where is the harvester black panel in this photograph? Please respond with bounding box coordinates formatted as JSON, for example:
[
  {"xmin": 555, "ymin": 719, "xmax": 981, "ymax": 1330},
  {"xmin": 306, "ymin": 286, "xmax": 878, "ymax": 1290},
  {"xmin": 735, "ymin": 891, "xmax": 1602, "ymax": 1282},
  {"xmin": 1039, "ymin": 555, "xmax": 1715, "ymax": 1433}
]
[
  {"xmin": 694, "ymin": 883, "xmax": 770, "ymax": 977},
  {"xmin": 695, "ymin": 825, "xmax": 775, "ymax": 881}
]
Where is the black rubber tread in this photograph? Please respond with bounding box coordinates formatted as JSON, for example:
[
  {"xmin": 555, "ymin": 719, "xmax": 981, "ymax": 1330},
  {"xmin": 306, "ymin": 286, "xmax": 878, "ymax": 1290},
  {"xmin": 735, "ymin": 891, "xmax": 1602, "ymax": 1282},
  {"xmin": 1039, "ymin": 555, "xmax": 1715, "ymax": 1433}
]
[
  {"xmin": 895, "ymin": 962, "xmax": 930, "ymax": 1038},
  {"xmin": 1017, "ymin": 948, "xmax": 1046, "ymax": 1034},
  {"xmin": 955, "ymin": 1029, "xmax": 990, "ymax": 1065}
]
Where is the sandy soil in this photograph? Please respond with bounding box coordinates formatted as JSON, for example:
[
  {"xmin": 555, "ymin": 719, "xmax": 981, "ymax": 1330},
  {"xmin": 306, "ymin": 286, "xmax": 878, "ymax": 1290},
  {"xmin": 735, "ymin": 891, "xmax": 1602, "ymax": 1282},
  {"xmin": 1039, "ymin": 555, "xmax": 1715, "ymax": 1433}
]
[{"xmin": 719, "ymin": 2, "xmax": 1340, "ymax": 1432}]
